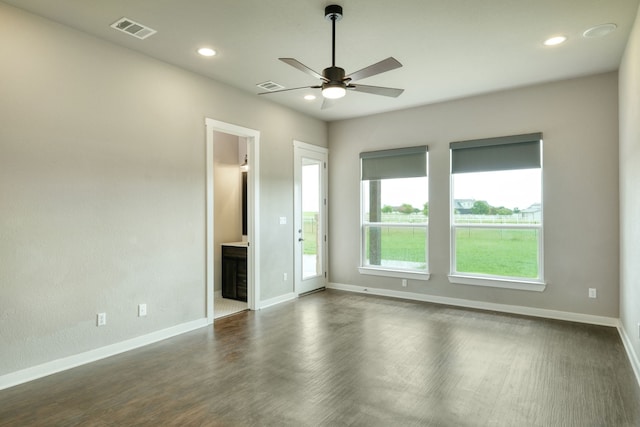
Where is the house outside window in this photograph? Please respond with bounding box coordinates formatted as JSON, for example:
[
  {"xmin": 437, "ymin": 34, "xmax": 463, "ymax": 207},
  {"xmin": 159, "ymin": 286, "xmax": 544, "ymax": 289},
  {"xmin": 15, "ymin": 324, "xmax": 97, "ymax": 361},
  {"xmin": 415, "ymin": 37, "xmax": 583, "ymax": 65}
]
[
  {"xmin": 359, "ymin": 146, "xmax": 429, "ymax": 280},
  {"xmin": 449, "ymin": 133, "xmax": 544, "ymax": 291}
]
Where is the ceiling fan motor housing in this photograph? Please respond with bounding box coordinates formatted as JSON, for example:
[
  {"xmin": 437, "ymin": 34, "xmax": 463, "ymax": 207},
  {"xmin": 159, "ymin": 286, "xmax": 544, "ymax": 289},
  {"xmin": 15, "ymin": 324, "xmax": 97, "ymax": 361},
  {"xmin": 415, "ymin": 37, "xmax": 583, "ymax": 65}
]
[{"xmin": 323, "ymin": 66, "xmax": 346, "ymax": 84}]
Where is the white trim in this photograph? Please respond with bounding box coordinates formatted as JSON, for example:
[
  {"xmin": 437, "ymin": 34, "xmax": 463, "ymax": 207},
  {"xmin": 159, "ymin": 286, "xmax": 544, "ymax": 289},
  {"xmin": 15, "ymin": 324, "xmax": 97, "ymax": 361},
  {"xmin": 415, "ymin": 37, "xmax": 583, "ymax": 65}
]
[
  {"xmin": 293, "ymin": 140, "xmax": 328, "ymax": 154},
  {"xmin": 449, "ymin": 223, "xmax": 541, "ymax": 230},
  {"xmin": 0, "ymin": 318, "xmax": 208, "ymax": 391},
  {"xmin": 258, "ymin": 292, "xmax": 297, "ymax": 310},
  {"xmin": 205, "ymin": 118, "xmax": 261, "ymax": 323},
  {"xmin": 359, "ymin": 267, "xmax": 430, "ymax": 281},
  {"xmin": 448, "ymin": 274, "xmax": 546, "ymax": 292},
  {"xmin": 205, "ymin": 123, "xmax": 215, "ymax": 324},
  {"xmin": 327, "ymin": 282, "xmax": 618, "ymax": 327},
  {"xmin": 618, "ymin": 323, "xmax": 640, "ymax": 389}
]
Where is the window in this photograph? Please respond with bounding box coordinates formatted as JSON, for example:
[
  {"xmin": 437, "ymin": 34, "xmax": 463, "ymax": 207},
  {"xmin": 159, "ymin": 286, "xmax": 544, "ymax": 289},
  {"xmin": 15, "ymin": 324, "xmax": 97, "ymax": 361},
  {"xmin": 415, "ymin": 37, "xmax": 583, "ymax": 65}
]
[
  {"xmin": 359, "ymin": 146, "xmax": 429, "ymax": 280},
  {"xmin": 449, "ymin": 133, "xmax": 544, "ymax": 291}
]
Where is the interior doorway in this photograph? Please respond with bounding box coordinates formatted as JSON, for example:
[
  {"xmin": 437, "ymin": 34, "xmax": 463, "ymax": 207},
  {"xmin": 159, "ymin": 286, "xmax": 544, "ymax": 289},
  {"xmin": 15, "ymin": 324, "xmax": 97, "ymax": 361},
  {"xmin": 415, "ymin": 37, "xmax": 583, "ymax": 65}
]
[
  {"xmin": 205, "ymin": 119, "xmax": 260, "ymax": 323},
  {"xmin": 212, "ymin": 131, "xmax": 248, "ymax": 319}
]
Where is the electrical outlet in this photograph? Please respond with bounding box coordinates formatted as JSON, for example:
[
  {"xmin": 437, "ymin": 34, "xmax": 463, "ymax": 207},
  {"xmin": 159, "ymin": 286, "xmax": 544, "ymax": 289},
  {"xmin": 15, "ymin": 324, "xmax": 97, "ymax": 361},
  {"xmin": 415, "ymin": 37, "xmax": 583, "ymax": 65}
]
[
  {"xmin": 588, "ymin": 288, "xmax": 597, "ymax": 299},
  {"xmin": 279, "ymin": 216, "xmax": 287, "ymax": 225},
  {"xmin": 97, "ymin": 312, "xmax": 106, "ymax": 326},
  {"xmin": 401, "ymin": 279, "xmax": 408, "ymax": 287},
  {"xmin": 138, "ymin": 303, "xmax": 147, "ymax": 317},
  {"xmin": 283, "ymin": 273, "xmax": 287, "ymax": 281}
]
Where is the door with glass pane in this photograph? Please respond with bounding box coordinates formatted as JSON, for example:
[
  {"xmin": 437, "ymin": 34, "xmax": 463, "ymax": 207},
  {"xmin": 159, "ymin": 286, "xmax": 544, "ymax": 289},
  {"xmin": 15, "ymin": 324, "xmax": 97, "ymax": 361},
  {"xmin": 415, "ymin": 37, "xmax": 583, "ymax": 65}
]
[{"xmin": 294, "ymin": 141, "xmax": 328, "ymax": 295}]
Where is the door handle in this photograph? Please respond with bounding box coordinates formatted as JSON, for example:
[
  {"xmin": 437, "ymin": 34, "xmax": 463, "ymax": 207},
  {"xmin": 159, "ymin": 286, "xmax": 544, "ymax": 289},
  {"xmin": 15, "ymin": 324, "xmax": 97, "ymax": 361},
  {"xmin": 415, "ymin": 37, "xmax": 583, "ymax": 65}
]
[{"xmin": 298, "ymin": 238, "xmax": 304, "ymax": 242}]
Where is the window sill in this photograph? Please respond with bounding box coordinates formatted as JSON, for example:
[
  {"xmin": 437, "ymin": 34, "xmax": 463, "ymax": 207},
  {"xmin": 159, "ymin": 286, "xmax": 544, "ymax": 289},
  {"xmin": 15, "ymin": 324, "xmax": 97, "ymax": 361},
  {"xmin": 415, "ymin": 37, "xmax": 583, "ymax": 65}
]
[
  {"xmin": 359, "ymin": 267, "xmax": 430, "ymax": 281},
  {"xmin": 448, "ymin": 274, "xmax": 546, "ymax": 292}
]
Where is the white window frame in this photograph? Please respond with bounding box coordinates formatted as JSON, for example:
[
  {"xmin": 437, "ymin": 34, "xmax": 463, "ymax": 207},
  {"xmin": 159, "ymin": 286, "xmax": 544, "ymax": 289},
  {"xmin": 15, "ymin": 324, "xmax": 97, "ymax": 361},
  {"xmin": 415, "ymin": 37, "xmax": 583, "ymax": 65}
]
[{"xmin": 448, "ymin": 134, "xmax": 545, "ymax": 292}]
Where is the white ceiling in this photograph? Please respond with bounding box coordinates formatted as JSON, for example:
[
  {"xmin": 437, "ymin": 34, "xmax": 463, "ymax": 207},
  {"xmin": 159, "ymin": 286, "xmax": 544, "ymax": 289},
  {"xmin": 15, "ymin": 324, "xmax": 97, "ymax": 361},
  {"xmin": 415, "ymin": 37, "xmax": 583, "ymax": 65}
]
[{"xmin": 3, "ymin": 0, "xmax": 638, "ymax": 122}]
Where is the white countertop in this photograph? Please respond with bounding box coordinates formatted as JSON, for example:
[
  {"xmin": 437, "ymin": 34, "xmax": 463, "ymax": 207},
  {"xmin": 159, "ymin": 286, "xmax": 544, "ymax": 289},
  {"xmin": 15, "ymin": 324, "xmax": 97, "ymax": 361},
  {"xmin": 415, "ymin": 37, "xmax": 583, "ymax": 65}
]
[{"xmin": 222, "ymin": 241, "xmax": 248, "ymax": 247}]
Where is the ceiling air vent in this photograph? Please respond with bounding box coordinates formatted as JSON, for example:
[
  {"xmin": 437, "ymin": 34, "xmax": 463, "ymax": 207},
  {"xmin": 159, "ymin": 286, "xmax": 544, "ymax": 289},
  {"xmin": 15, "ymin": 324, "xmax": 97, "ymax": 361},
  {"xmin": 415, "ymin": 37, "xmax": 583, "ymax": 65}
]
[
  {"xmin": 110, "ymin": 17, "xmax": 157, "ymax": 40},
  {"xmin": 256, "ymin": 81, "xmax": 285, "ymax": 92}
]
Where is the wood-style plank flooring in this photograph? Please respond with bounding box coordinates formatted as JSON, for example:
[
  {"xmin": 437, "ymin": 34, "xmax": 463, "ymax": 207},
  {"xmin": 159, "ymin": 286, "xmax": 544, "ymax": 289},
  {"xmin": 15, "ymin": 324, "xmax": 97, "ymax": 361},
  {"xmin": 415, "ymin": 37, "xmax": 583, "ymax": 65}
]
[{"xmin": 1, "ymin": 290, "xmax": 639, "ymax": 426}]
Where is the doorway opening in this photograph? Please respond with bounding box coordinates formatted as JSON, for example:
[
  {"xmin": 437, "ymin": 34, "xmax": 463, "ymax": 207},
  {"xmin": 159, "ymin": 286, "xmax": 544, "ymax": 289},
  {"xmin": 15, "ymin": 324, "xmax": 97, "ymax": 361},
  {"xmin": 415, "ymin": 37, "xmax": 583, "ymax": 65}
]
[{"xmin": 205, "ymin": 119, "xmax": 260, "ymax": 323}]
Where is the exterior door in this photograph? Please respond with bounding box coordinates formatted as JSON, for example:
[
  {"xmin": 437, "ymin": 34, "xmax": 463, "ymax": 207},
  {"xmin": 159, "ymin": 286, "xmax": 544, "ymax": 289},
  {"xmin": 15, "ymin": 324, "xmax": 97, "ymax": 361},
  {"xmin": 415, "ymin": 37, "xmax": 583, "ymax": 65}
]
[{"xmin": 294, "ymin": 141, "xmax": 328, "ymax": 295}]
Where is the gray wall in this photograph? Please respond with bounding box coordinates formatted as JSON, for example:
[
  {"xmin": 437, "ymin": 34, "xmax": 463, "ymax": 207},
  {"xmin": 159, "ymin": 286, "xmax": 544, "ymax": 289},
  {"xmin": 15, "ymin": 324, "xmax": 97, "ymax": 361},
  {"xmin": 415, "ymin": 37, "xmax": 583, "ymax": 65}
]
[
  {"xmin": 0, "ymin": 4, "xmax": 327, "ymax": 375},
  {"xmin": 328, "ymin": 72, "xmax": 620, "ymax": 317},
  {"xmin": 619, "ymin": 6, "xmax": 640, "ymax": 369}
]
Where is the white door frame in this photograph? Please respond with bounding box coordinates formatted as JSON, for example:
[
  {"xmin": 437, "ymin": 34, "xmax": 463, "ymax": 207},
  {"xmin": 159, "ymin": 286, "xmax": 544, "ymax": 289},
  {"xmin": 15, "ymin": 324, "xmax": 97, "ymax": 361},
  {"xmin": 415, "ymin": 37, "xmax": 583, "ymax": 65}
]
[
  {"xmin": 205, "ymin": 118, "xmax": 260, "ymax": 323},
  {"xmin": 293, "ymin": 140, "xmax": 328, "ymax": 295}
]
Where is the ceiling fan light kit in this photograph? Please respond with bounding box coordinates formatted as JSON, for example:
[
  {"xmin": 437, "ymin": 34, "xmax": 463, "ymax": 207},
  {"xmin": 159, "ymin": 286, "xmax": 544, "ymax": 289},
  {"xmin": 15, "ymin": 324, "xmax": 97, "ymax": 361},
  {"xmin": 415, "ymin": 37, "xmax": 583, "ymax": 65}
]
[
  {"xmin": 259, "ymin": 4, "xmax": 404, "ymax": 108},
  {"xmin": 322, "ymin": 85, "xmax": 347, "ymax": 99}
]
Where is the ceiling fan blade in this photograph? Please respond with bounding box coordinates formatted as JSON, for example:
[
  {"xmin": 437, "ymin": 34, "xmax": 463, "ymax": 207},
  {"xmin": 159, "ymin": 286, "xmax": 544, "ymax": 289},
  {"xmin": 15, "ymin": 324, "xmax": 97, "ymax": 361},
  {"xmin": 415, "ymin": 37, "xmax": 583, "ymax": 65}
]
[
  {"xmin": 321, "ymin": 98, "xmax": 337, "ymax": 110},
  {"xmin": 346, "ymin": 57, "xmax": 402, "ymax": 82},
  {"xmin": 258, "ymin": 85, "xmax": 321, "ymax": 95},
  {"xmin": 348, "ymin": 84, "xmax": 404, "ymax": 98},
  {"xmin": 279, "ymin": 58, "xmax": 327, "ymax": 81}
]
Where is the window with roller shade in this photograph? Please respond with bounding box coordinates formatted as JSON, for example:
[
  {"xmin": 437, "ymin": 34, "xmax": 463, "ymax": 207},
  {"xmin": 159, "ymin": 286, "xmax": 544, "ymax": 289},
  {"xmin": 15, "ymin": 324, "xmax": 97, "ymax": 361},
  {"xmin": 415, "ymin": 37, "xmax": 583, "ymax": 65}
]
[
  {"xmin": 449, "ymin": 133, "xmax": 544, "ymax": 289},
  {"xmin": 360, "ymin": 146, "xmax": 429, "ymax": 278}
]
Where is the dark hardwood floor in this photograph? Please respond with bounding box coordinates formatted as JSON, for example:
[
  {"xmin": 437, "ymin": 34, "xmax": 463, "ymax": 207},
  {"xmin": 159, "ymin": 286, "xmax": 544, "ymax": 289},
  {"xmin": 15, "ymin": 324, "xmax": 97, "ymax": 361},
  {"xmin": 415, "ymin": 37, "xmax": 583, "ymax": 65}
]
[{"xmin": 1, "ymin": 289, "xmax": 639, "ymax": 426}]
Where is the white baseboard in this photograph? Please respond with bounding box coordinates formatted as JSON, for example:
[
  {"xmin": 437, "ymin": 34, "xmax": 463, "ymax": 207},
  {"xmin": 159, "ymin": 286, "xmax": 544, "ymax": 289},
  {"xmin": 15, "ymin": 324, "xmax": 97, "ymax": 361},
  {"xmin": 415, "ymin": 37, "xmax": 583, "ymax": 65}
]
[
  {"xmin": 258, "ymin": 292, "xmax": 297, "ymax": 310},
  {"xmin": 0, "ymin": 318, "xmax": 208, "ymax": 392},
  {"xmin": 4, "ymin": 289, "xmax": 636, "ymax": 392},
  {"xmin": 327, "ymin": 282, "xmax": 619, "ymax": 327},
  {"xmin": 618, "ymin": 323, "xmax": 640, "ymax": 388}
]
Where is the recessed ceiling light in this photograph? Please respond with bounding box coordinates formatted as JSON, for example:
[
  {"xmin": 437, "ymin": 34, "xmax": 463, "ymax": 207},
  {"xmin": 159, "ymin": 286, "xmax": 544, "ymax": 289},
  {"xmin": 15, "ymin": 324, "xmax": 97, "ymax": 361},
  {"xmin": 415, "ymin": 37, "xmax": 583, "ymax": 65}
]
[
  {"xmin": 583, "ymin": 23, "xmax": 617, "ymax": 38},
  {"xmin": 197, "ymin": 47, "xmax": 217, "ymax": 57},
  {"xmin": 544, "ymin": 35, "xmax": 567, "ymax": 46},
  {"xmin": 304, "ymin": 94, "xmax": 316, "ymax": 101}
]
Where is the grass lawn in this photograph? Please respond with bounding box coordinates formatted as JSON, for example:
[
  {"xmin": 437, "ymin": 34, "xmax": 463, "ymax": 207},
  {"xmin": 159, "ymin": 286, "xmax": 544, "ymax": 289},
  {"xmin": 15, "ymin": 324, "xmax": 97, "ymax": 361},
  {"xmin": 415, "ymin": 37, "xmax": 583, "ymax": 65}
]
[
  {"xmin": 309, "ymin": 212, "xmax": 539, "ymax": 279},
  {"xmin": 303, "ymin": 213, "xmax": 319, "ymax": 255},
  {"xmin": 455, "ymin": 228, "xmax": 538, "ymax": 278},
  {"xmin": 365, "ymin": 227, "xmax": 427, "ymax": 264},
  {"xmin": 363, "ymin": 226, "xmax": 538, "ymax": 278}
]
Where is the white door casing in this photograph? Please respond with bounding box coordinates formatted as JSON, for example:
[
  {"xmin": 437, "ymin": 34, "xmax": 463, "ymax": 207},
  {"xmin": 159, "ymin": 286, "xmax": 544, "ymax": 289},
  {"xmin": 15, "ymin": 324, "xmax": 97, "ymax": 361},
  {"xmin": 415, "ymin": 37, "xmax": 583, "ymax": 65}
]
[
  {"xmin": 205, "ymin": 118, "xmax": 260, "ymax": 323},
  {"xmin": 294, "ymin": 141, "xmax": 328, "ymax": 295}
]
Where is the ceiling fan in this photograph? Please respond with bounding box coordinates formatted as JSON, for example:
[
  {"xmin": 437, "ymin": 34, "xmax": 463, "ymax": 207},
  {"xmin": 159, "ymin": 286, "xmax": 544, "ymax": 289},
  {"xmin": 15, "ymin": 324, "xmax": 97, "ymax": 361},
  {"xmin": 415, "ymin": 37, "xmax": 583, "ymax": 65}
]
[{"xmin": 259, "ymin": 4, "xmax": 404, "ymax": 109}]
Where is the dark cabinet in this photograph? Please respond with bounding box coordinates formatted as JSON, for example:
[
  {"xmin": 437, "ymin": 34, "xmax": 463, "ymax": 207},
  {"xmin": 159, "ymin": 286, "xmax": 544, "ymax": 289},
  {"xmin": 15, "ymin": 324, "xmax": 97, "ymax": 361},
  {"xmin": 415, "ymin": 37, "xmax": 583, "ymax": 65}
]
[{"xmin": 222, "ymin": 245, "xmax": 247, "ymax": 302}]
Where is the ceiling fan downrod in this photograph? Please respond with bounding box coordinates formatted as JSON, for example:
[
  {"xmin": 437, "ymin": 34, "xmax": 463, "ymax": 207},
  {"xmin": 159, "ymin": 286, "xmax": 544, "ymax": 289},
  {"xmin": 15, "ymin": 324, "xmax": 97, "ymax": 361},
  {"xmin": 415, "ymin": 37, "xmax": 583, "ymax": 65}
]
[{"xmin": 325, "ymin": 4, "xmax": 343, "ymax": 68}]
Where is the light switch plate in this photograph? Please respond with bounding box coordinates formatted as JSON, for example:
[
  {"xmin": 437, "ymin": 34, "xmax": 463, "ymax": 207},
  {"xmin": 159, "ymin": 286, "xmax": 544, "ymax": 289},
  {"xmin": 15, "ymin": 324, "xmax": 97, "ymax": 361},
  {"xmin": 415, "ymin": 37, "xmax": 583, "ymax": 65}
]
[{"xmin": 279, "ymin": 216, "xmax": 287, "ymax": 225}]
